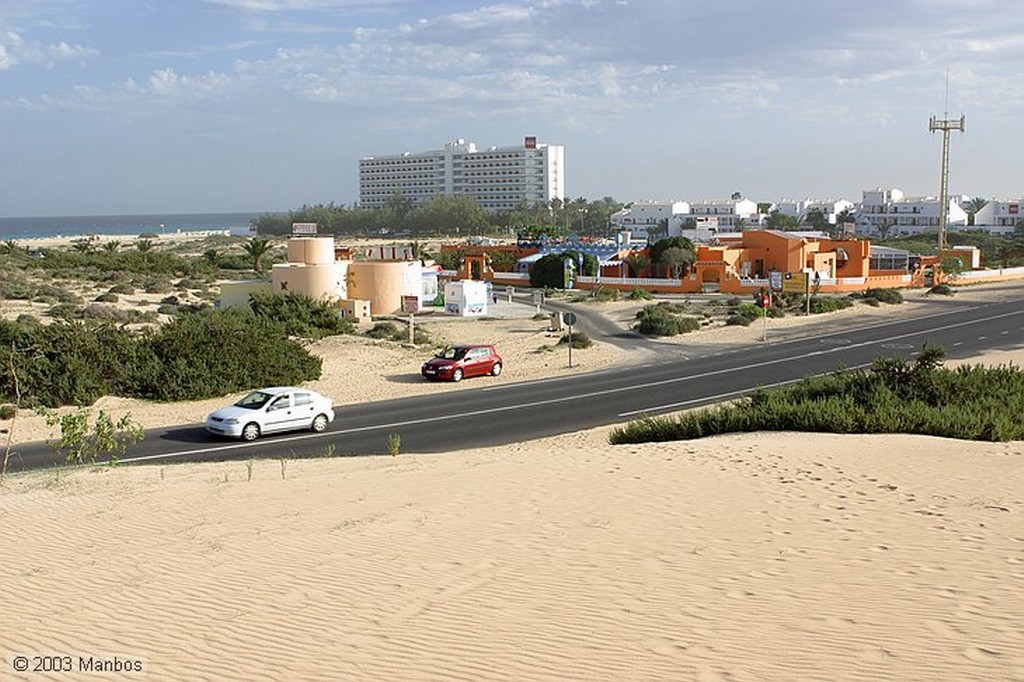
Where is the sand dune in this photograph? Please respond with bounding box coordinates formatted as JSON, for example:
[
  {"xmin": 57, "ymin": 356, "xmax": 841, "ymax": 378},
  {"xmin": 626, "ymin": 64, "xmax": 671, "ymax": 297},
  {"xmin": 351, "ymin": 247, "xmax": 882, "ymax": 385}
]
[
  {"xmin": 2, "ymin": 427, "xmax": 1022, "ymax": 680},
  {"xmin": 2, "ymin": 280, "xmax": 1024, "ymax": 680}
]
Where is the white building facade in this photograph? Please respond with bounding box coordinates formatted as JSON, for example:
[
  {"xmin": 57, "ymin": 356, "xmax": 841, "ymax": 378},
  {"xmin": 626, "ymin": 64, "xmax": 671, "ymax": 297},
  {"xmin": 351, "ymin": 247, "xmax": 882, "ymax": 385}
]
[
  {"xmin": 610, "ymin": 200, "xmax": 691, "ymax": 240},
  {"xmin": 775, "ymin": 198, "xmax": 855, "ymax": 225},
  {"xmin": 855, "ymin": 188, "xmax": 967, "ymax": 236},
  {"xmin": 973, "ymin": 199, "xmax": 1023, "ymax": 234},
  {"xmin": 359, "ymin": 137, "xmax": 565, "ymax": 213}
]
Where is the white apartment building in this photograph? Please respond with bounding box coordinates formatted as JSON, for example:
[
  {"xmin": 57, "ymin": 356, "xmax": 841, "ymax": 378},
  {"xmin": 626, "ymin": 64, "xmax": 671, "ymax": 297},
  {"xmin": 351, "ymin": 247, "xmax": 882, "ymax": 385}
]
[
  {"xmin": 610, "ymin": 200, "xmax": 691, "ymax": 240},
  {"xmin": 612, "ymin": 197, "xmax": 762, "ymax": 243},
  {"xmin": 686, "ymin": 198, "xmax": 761, "ymax": 229},
  {"xmin": 775, "ymin": 198, "xmax": 855, "ymax": 225},
  {"xmin": 855, "ymin": 188, "xmax": 967, "ymax": 236},
  {"xmin": 973, "ymin": 199, "xmax": 1023, "ymax": 235},
  {"xmin": 358, "ymin": 137, "xmax": 565, "ymax": 213}
]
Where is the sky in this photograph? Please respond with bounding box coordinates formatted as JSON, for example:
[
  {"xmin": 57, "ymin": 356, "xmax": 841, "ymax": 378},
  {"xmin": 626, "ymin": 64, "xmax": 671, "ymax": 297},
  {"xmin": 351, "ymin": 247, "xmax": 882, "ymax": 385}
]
[{"xmin": 1, "ymin": 0, "xmax": 1023, "ymax": 217}]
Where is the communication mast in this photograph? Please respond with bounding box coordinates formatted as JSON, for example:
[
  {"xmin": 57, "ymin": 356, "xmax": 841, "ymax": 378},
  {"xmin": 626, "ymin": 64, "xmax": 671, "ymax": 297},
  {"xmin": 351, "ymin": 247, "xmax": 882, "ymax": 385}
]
[{"xmin": 928, "ymin": 75, "xmax": 965, "ymax": 253}]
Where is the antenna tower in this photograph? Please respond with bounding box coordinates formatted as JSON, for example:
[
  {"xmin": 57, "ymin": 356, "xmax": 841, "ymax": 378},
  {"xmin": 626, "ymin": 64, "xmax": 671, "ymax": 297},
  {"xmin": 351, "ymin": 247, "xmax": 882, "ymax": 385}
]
[{"xmin": 928, "ymin": 75, "xmax": 964, "ymax": 253}]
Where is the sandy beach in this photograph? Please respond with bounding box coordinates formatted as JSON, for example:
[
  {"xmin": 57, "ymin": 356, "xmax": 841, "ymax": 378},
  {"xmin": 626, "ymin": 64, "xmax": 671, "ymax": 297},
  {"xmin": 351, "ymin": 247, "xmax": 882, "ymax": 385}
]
[{"xmin": 2, "ymin": 246, "xmax": 1024, "ymax": 680}]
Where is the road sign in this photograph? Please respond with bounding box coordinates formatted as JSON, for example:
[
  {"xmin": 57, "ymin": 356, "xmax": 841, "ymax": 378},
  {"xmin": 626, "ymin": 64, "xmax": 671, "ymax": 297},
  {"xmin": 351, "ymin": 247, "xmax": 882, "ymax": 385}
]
[
  {"xmin": 563, "ymin": 311, "xmax": 578, "ymax": 326},
  {"xmin": 401, "ymin": 295, "xmax": 420, "ymax": 314},
  {"xmin": 769, "ymin": 271, "xmax": 783, "ymax": 292},
  {"xmin": 761, "ymin": 294, "xmax": 769, "ymax": 308},
  {"xmin": 782, "ymin": 272, "xmax": 808, "ymax": 293}
]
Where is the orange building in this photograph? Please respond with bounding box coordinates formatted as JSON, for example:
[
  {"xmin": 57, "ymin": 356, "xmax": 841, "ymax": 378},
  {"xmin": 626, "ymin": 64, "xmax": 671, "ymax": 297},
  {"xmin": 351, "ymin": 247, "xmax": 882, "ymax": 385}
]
[{"xmin": 694, "ymin": 230, "xmax": 874, "ymax": 293}]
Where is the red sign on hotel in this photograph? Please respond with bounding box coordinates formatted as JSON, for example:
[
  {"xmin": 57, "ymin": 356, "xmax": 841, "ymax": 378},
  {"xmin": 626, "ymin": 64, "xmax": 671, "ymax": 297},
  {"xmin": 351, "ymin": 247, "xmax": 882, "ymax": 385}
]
[{"xmin": 524, "ymin": 136, "xmax": 537, "ymax": 149}]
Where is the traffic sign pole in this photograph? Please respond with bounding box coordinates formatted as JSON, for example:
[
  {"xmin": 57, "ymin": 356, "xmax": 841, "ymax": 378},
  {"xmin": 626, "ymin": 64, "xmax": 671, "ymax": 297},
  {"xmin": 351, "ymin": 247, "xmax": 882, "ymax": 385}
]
[
  {"xmin": 762, "ymin": 297, "xmax": 768, "ymax": 342},
  {"xmin": 568, "ymin": 322, "xmax": 573, "ymax": 368},
  {"xmin": 563, "ymin": 311, "xmax": 578, "ymax": 368}
]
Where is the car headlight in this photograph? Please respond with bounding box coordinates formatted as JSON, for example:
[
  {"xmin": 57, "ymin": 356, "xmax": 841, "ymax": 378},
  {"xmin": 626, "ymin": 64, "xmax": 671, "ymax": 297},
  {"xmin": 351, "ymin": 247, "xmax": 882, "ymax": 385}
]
[{"xmin": 223, "ymin": 418, "xmax": 240, "ymax": 425}]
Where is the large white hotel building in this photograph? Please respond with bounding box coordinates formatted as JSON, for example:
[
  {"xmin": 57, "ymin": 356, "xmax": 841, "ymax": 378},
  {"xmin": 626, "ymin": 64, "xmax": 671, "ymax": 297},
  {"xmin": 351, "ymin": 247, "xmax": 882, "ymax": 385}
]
[{"xmin": 359, "ymin": 137, "xmax": 565, "ymax": 212}]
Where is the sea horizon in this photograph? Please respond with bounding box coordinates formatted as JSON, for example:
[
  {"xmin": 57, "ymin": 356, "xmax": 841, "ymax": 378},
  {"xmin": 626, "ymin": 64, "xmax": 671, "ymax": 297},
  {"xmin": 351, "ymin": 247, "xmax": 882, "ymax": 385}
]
[{"xmin": 0, "ymin": 211, "xmax": 268, "ymax": 241}]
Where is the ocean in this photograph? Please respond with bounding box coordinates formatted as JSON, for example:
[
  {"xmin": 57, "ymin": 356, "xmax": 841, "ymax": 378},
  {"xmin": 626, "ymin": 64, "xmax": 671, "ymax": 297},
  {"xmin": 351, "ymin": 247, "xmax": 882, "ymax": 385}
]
[{"xmin": 0, "ymin": 212, "xmax": 261, "ymax": 241}]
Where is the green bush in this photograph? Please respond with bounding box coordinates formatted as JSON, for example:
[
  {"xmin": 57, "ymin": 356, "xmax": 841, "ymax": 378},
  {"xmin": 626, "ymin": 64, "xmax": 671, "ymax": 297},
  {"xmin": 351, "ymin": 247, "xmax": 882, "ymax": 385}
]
[
  {"xmin": 655, "ymin": 301, "xmax": 687, "ymax": 314},
  {"xmin": 47, "ymin": 303, "xmax": 80, "ymax": 320},
  {"xmin": 634, "ymin": 305, "xmax": 700, "ymax": 336},
  {"xmin": 929, "ymin": 283, "xmax": 954, "ymax": 296},
  {"xmin": 628, "ymin": 287, "xmax": 652, "ymax": 300},
  {"xmin": 725, "ymin": 314, "xmax": 752, "ymax": 327},
  {"xmin": 735, "ymin": 303, "xmax": 762, "ymax": 321},
  {"xmin": 0, "ymin": 277, "xmax": 33, "ymax": 300},
  {"xmin": 0, "ymin": 309, "xmax": 326, "ymax": 408},
  {"xmin": 94, "ymin": 292, "xmax": 119, "ymax": 303},
  {"xmin": 143, "ymin": 279, "xmax": 173, "ymax": 294},
  {"xmin": 108, "ymin": 282, "xmax": 135, "ymax": 295},
  {"xmin": 862, "ymin": 287, "xmax": 904, "ymax": 304},
  {"xmin": 81, "ymin": 304, "xmax": 132, "ymax": 323},
  {"xmin": 366, "ymin": 321, "xmax": 398, "ymax": 339},
  {"xmin": 808, "ymin": 296, "xmax": 853, "ymax": 314},
  {"xmin": 0, "ymin": 404, "xmax": 16, "ymax": 420},
  {"xmin": 609, "ymin": 345, "xmax": 1024, "ymax": 445},
  {"xmin": 559, "ymin": 331, "xmax": 593, "ymax": 348},
  {"xmin": 365, "ymin": 320, "xmax": 428, "ymax": 344},
  {"xmin": 14, "ymin": 314, "xmax": 40, "ymax": 330},
  {"xmin": 135, "ymin": 309, "xmax": 322, "ymax": 401},
  {"xmin": 248, "ymin": 290, "xmax": 354, "ymax": 339},
  {"xmin": 34, "ymin": 283, "xmax": 81, "ymax": 304}
]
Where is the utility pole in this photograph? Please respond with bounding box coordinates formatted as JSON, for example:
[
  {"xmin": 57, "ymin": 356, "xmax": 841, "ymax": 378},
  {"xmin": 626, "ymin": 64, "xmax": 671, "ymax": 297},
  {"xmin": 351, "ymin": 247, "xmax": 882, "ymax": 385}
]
[{"xmin": 928, "ymin": 75, "xmax": 965, "ymax": 254}]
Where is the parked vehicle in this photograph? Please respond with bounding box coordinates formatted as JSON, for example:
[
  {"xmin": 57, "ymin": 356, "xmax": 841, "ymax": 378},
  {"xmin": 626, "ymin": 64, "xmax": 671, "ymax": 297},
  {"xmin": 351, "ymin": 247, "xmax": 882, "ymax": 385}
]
[
  {"xmin": 421, "ymin": 344, "xmax": 503, "ymax": 382},
  {"xmin": 205, "ymin": 387, "xmax": 335, "ymax": 441}
]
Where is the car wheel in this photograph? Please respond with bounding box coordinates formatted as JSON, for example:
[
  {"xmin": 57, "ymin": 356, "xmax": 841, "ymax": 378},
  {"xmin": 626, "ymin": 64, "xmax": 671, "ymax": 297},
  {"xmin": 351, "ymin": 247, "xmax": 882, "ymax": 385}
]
[
  {"xmin": 241, "ymin": 422, "xmax": 261, "ymax": 441},
  {"xmin": 452, "ymin": 368, "xmax": 463, "ymax": 382},
  {"xmin": 491, "ymin": 362, "xmax": 502, "ymax": 376},
  {"xmin": 311, "ymin": 414, "xmax": 329, "ymax": 433}
]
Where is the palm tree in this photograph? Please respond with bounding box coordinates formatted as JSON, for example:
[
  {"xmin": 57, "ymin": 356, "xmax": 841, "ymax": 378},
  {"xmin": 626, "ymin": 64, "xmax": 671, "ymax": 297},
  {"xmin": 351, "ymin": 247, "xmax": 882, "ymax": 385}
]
[
  {"xmin": 623, "ymin": 253, "xmax": 651, "ymax": 278},
  {"xmin": 135, "ymin": 238, "xmax": 154, "ymax": 253},
  {"xmin": 0, "ymin": 239, "xmax": 19, "ymax": 255},
  {"xmin": 71, "ymin": 240, "xmax": 94, "ymax": 254},
  {"xmin": 964, "ymin": 197, "xmax": 988, "ymax": 226},
  {"xmin": 202, "ymin": 248, "xmax": 224, "ymax": 268},
  {"xmin": 102, "ymin": 240, "xmax": 121, "ymax": 253},
  {"xmin": 241, "ymin": 237, "xmax": 274, "ymax": 273}
]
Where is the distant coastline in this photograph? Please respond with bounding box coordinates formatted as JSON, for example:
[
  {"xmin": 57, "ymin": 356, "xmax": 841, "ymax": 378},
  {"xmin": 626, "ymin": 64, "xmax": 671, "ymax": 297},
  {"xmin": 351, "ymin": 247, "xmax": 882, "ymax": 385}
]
[{"xmin": 0, "ymin": 212, "xmax": 262, "ymax": 241}]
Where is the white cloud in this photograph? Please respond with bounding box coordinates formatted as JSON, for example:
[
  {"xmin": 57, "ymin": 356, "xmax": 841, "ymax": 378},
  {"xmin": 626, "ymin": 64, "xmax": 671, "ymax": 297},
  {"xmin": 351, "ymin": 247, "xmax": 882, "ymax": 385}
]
[
  {"xmin": 204, "ymin": 0, "xmax": 405, "ymax": 12},
  {"xmin": 147, "ymin": 68, "xmax": 234, "ymax": 99},
  {"xmin": 0, "ymin": 28, "xmax": 97, "ymax": 70}
]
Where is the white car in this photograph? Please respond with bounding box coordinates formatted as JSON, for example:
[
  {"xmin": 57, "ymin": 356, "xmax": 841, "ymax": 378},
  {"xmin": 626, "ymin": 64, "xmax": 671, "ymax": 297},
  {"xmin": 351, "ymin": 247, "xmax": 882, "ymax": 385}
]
[{"xmin": 205, "ymin": 387, "xmax": 335, "ymax": 441}]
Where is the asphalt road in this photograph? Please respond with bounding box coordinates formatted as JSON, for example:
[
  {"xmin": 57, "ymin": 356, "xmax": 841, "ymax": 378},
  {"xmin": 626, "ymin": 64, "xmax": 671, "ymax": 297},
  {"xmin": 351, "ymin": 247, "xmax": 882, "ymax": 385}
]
[{"xmin": 6, "ymin": 290, "xmax": 1024, "ymax": 473}]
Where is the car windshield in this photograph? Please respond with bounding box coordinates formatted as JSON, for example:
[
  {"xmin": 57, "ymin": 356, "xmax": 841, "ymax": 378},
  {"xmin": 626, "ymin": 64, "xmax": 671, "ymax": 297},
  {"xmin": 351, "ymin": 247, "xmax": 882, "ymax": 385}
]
[
  {"xmin": 436, "ymin": 347, "xmax": 468, "ymax": 360},
  {"xmin": 234, "ymin": 391, "xmax": 273, "ymax": 410}
]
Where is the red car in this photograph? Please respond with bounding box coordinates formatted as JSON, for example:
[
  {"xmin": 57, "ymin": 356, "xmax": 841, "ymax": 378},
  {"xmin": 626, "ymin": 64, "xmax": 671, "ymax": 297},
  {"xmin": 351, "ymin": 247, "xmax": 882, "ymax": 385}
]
[{"xmin": 421, "ymin": 344, "xmax": 503, "ymax": 382}]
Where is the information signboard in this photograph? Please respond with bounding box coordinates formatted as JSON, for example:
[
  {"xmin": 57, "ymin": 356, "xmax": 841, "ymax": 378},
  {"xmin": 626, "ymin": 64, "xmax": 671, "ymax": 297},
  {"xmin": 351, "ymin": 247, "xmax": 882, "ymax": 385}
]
[
  {"xmin": 401, "ymin": 295, "xmax": 420, "ymax": 314},
  {"xmin": 782, "ymin": 272, "xmax": 808, "ymax": 293}
]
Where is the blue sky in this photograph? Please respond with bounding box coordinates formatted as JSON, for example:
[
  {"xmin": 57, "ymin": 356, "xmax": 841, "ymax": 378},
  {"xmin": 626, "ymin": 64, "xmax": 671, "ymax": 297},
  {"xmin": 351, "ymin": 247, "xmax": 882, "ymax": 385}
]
[{"xmin": 1, "ymin": 0, "xmax": 1022, "ymax": 217}]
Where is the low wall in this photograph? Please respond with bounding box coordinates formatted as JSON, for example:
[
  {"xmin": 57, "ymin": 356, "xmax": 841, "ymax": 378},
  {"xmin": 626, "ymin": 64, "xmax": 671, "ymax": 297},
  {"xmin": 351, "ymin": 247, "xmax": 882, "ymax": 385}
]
[{"xmin": 483, "ymin": 269, "xmax": 1024, "ymax": 295}]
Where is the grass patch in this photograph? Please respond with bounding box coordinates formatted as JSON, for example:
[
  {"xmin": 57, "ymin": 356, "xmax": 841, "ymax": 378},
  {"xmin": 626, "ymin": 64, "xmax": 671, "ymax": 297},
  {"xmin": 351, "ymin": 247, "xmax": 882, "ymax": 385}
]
[{"xmin": 609, "ymin": 346, "xmax": 1024, "ymax": 444}]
